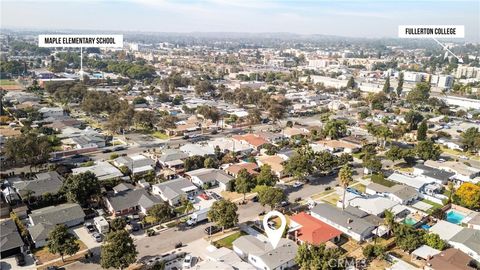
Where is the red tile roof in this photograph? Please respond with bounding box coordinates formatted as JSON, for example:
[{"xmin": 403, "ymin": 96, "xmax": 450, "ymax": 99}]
[
  {"xmin": 232, "ymin": 134, "xmax": 268, "ymax": 148},
  {"xmin": 290, "ymin": 212, "xmax": 342, "ymax": 245},
  {"xmin": 225, "ymin": 162, "xmax": 259, "ymax": 175}
]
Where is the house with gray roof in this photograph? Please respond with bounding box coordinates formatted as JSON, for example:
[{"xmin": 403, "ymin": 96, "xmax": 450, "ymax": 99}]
[
  {"xmin": 413, "ymin": 164, "xmax": 455, "ymax": 184},
  {"xmin": 310, "ymin": 203, "xmax": 377, "ymax": 242},
  {"xmin": 185, "ymin": 168, "xmax": 233, "ymax": 190},
  {"xmin": 388, "ymin": 185, "xmax": 419, "ymax": 205},
  {"xmin": 449, "ymin": 228, "xmax": 480, "ymax": 261},
  {"xmin": 12, "ymin": 171, "xmax": 64, "ymax": 201},
  {"xmin": 157, "ymin": 149, "xmax": 189, "ymax": 170},
  {"xmin": 151, "ymin": 178, "xmax": 198, "ymax": 206},
  {"xmin": 0, "ymin": 219, "xmax": 24, "ymax": 258},
  {"xmin": 104, "ymin": 186, "xmax": 161, "ymax": 217},
  {"xmin": 232, "ymin": 235, "xmax": 298, "ymax": 270},
  {"xmin": 28, "ymin": 203, "xmax": 85, "ymax": 247}
]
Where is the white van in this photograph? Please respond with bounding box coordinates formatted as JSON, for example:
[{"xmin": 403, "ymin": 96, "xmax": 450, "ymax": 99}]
[{"xmin": 93, "ymin": 216, "xmax": 110, "ymax": 234}]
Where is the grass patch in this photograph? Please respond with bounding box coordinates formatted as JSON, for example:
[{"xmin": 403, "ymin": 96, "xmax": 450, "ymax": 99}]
[
  {"xmin": 352, "ymin": 183, "xmax": 366, "ymax": 193},
  {"xmin": 34, "ymin": 240, "xmax": 87, "ymax": 264},
  {"xmin": 371, "ymin": 174, "xmax": 396, "ymax": 187},
  {"xmin": 165, "ymin": 221, "xmax": 178, "ymax": 228},
  {"xmin": 421, "ymin": 199, "xmax": 443, "ymax": 210},
  {"xmin": 144, "ymin": 215, "xmax": 158, "ymax": 224},
  {"xmin": 321, "ymin": 193, "xmax": 340, "ymax": 205},
  {"xmin": 213, "ymin": 231, "xmax": 246, "ymax": 249},
  {"xmin": 152, "ymin": 131, "xmax": 169, "ymax": 140},
  {"xmin": 0, "ymin": 79, "xmax": 18, "ymax": 85}
]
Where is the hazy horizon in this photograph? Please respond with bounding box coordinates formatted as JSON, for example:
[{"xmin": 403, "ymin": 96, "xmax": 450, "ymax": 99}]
[{"xmin": 1, "ymin": 0, "xmax": 479, "ymax": 42}]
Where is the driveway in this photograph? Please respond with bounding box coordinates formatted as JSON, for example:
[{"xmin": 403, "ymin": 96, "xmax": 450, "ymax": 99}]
[{"xmin": 70, "ymin": 225, "xmax": 101, "ymax": 251}]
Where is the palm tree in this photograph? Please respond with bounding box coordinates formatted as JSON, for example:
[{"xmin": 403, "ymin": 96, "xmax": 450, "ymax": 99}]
[
  {"xmin": 383, "ymin": 210, "xmax": 395, "ymax": 237},
  {"xmin": 181, "ymin": 197, "xmax": 194, "ymax": 214},
  {"xmin": 338, "ymin": 165, "xmax": 353, "ymax": 210}
]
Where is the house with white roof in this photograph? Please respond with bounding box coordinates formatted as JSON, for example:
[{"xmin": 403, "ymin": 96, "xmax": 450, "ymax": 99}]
[{"xmin": 72, "ymin": 161, "xmax": 123, "ymax": 181}]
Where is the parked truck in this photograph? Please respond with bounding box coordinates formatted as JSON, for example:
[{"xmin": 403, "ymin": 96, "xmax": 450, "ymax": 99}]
[
  {"xmin": 186, "ymin": 208, "xmax": 210, "ymax": 226},
  {"xmin": 93, "ymin": 216, "xmax": 110, "ymax": 234}
]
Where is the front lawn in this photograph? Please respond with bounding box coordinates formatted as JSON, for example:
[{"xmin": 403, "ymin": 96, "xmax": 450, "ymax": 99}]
[
  {"xmin": 213, "ymin": 231, "xmax": 246, "ymax": 249},
  {"xmin": 152, "ymin": 131, "xmax": 169, "ymax": 140},
  {"xmin": 34, "ymin": 240, "xmax": 87, "ymax": 264}
]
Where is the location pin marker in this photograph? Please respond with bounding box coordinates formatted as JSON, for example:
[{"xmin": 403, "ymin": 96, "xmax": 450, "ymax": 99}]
[{"xmin": 263, "ymin": 210, "xmax": 287, "ymax": 249}]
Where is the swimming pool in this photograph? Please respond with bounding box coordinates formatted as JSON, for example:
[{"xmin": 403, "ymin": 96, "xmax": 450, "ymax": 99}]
[
  {"xmin": 446, "ymin": 210, "xmax": 466, "ymax": 224},
  {"xmin": 404, "ymin": 217, "xmax": 417, "ymax": 226}
]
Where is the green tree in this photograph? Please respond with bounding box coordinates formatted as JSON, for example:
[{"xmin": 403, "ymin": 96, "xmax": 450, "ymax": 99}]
[
  {"xmin": 147, "ymin": 202, "xmax": 174, "ymax": 223},
  {"xmin": 415, "ymin": 140, "xmax": 441, "ymax": 161},
  {"xmin": 385, "ymin": 146, "xmax": 404, "ymax": 162},
  {"xmin": 322, "ymin": 119, "xmax": 348, "ymax": 139},
  {"xmin": 295, "ymin": 243, "xmax": 343, "ymax": 270},
  {"xmin": 257, "ymin": 186, "xmax": 286, "ymax": 210},
  {"xmin": 62, "ymin": 172, "xmax": 101, "ymax": 207},
  {"xmin": 255, "ymin": 165, "xmax": 278, "ymax": 186},
  {"xmin": 363, "ymin": 155, "xmax": 382, "ymax": 174},
  {"xmin": 396, "ymin": 72, "xmax": 404, "ymax": 96},
  {"xmin": 101, "ymin": 230, "xmax": 138, "ymax": 270},
  {"xmin": 461, "ymin": 127, "xmax": 480, "ymax": 153},
  {"xmin": 110, "ymin": 218, "xmax": 127, "ymax": 231},
  {"xmin": 47, "ymin": 224, "xmax": 80, "ymax": 262},
  {"xmin": 383, "ymin": 210, "xmax": 395, "ymax": 236},
  {"xmin": 424, "ymin": 233, "xmax": 448, "ymax": 250},
  {"xmin": 314, "ymin": 151, "xmax": 338, "ymax": 175},
  {"xmin": 383, "ymin": 77, "xmax": 391, "ymax": 94},
  {"xmin": 417, "ymin": 120, "xmax": 428, "ymax": 141},
  {"xmin": 203, "ymin": 157, "xmax": 218, "ymax": 168},
  {"xmin": 347, "ymin": 76, "xmax": 355, "ymax": 89},
  {"xmin": 339, "ymin": 165, "xmax": 353, "ymax": 210},
  {"xmin": 407, "ymin": 82, "xmax": 430, "ymax": 107},
  {"xmin": 405, "ymin": 110, "xmax": 424, "ymax": 130},
  {"xmin": 235, "ymin": 169, "xmax": 255, "ymax": 200},
  {"xmin": 393, "ymin": 224, "xmax": 425, "ymax": 252},
  {"xmin": 4, "ymin": 132, "xmax": 53, "ymax": 172},
  {"xmin": 208, "ymin": 199, "xmax": 238, "ymax": 230}
]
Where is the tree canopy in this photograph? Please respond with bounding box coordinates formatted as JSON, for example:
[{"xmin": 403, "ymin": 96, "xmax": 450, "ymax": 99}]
[
  {"xmin": 208, "ymin": 199, "xmax": 238, "ymax": 230},
  {"xmin": 101, "ymin": 230, "xmax": 138, "ymax": 270},
  {"xmin": 47, "ymin": 224, "xmax": 80, "ymax": 262},
  {"xmin": 62, "ymin": 172, "xmax": 101, "ymax": 207}
]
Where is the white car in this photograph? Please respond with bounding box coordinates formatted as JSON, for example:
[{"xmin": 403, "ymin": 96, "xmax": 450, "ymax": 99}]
[
  {"xmin": 292, "ymin": 181, "xmax": 303, "ymax": 188},
  {"xmin": 183, "ymin": 254, "xmax": 193, "ymax": 269}
]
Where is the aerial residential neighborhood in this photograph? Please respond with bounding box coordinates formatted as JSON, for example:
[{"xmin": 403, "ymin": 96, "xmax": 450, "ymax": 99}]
[{"xmin": 1, "ymin": 0, "xmax": 480, "ymax": 270}]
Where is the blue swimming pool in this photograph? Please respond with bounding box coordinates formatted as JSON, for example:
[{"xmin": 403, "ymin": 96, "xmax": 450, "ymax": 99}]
[
  {"xmin": 446, "ymin": 210, "xmax": 465, "ymax": 224},
  {"xmin": 421, "ymin": 224, "xmax": 431, "ymax": 230}
]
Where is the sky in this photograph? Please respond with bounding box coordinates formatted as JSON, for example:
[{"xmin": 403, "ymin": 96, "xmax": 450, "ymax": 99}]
[{"xmin": 1, "ymin": 0, "xmax": 479, "ymax": 41}]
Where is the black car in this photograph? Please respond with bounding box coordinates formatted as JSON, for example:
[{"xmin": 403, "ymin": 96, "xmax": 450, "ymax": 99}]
[
  {"xmin": 15, "ymin": 253, "xmax": 26, "ymax": 266},
  {"xmin": 101, "ymin": 148, "xmax": 112, "ymax": 153},
  {"xmin": 113, "ymin": 146, "xmax": 126, "ymax": 151},
  {"xmin": 204, "ymin": 226, "xmax": 221, "ymax": 235}
]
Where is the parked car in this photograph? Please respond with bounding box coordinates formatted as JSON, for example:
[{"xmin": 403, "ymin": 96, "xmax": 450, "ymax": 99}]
[
  {"xmin": 84, "ymin": 222, "xmax": 96, "ymax": 233},
  {"xmin": 183, "ymin": 254, "xmax": 193, "ymax": 269},
  {"xmin": 204, "ymin": 226, "xmax": 221, "ymax": 235},
  {"xmin": 15, "ymin": 253, "xmax": 26, "ymax": 266},
  {"xmin": 292, "ymin": 181, "xmax": 303, "ymax": 188},
  {"xmin": 101, "ymin": 148, "xmax": 112, "ymax": 153},
  {"xmin": 280, "ymin": 201, "xmax": 290, "ymax": 207},
  {"xmin": 174, "ymin": 242, "xmax": 183, "ymax": 248},
  {"xmin": 199, "ymin": 193, "xmax": 210, "ymax": 200},
  {"xmin": 346, "ymin": 187, "xmax": 361, "ymax": 196},
  {"xmin": 92, "ymin": 232, "xmax": 103, "ymax": 242}
]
